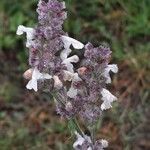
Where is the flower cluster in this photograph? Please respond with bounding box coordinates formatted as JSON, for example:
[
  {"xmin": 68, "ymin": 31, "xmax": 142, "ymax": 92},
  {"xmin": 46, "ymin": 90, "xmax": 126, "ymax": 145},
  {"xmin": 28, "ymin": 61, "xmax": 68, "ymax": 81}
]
[
  {"xmin": 73, "ymin": 132, "xmax": 108, "ymax": 150},
  {"xmin": 16, "ymin": 0, "xmax": 118, "ymax": 149},
  {"xmin": 57, "ymin": 43, "xmax": 118, "ymax": 123},
  {"xmin": 17, "ymin": 0, "xmax": 84, "ymax": 92}
]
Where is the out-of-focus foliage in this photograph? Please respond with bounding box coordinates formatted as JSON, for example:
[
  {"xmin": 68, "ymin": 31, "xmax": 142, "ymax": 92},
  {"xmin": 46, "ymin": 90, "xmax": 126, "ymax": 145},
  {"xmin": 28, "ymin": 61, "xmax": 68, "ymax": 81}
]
[
  {"xmin": 65, "ymin": 0, "xmax": 150, "ymax": 60},
  {"xmin": 0, "ymin": 0, "xmax": 150, "ymax": 66},
  {"xmin": 0, "ymin": 0, "xmax": 37, "ymax": 49},
  {"xmin": 0, "ymin": 0, "xmax": 38, "ymax": 71},
  {"xmin": 0, "ymin": 0, "xmax": 150, "ymax": 149}
]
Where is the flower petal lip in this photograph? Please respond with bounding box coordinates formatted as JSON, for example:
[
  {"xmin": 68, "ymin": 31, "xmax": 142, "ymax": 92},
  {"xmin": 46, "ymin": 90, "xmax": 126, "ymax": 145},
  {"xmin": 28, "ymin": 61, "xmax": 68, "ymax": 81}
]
[
  {"xmin": 16, "ymin": 25, "xmax": 29, "ymax": 35},
  {"xmin": 73, "ymin": 132, "xmax": 85, "ymax": 148},
  {"xmin": 61, "ymin": 35, "xmax": 84, "ymax": 49},
  {"xmin": 60, "ymin": 35, "xmax": 83, "ymax": 61},
  {"xmin": 16, "ymin": 25, "xmax": 34, "ymax": 37},
  {"xmin": 63, "ymin": 62, "xmax": 74, "ymax": 73},
  {"xmin": 103, "ymin": 64, "xmax": 118, "ymax": 84},
  {"xmin": 63, "ymin": 71, "xmax": 81, "ymax": 98},
  {"xmin": 67, "ymin": 87, "xmax": 78, "ymax": 98},
  {"xmin": 62, "ymin": 55, "xmax": 79, "ymax": 73},
  {"xmin": 107, "ymin": 64, "xmax": 118, "ymax": 73},
  {"xmin": 26, "ymin": 79, "xmax": 38, "ymax": 92},
  {"xmin": 101, "ymin": 139, "xmax": 108, "ymax": 148},
  {"xmin": 65, "ymin": 55, "xmax": 79, "ymax": 63},
  {"xmin": 60, "ymin": 48, "xmax": 72, "ymax": 60},
  {"xmin": 73, "ymin": 132, "xmax": 92, "ymax": 149},
  {"xmin": 101, "ymin": 88, "xmax": 117, "ymax": 110},
  {"xmin": 26, "ymin": 67, "xmax": 52, "ymax": 92},
  {"xmin": 16, "ymin": 25, "xmax": 35, "ymax": 48}
]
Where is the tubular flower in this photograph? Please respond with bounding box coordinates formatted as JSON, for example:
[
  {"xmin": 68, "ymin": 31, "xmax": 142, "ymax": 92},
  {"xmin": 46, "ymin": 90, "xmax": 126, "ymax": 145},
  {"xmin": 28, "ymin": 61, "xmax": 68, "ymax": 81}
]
[
  {"xmin": 17, "ymin": 0, "xmax": 84, "ymax": 92},
  {"xmin": 63, "ymin": 71, "xmax": 82, "ymax": 98},
  {"xmin": 61, "ymin": 36, "xmax": 84, "ymax": 73},
  {"xmin": 16, "ymin": 25, "xmax": 35, "ymax": 48},
  {"xmin": 101, "ymin": 88, "xmax": 117, "ymax": 110},
  {"xmin": 62, "ymin": 55, "xmax": 79, "ymax": 73},
  {"xmin": 26, "ymin": 67, "xmax": 52, "ymax": 92},
  {"xmin": 61, "ymin": 36, "xmax": 84, "ymax": 53},
  {"xmin": 103, "ymin": 64, "xmax": 118, "ymax": 84}
]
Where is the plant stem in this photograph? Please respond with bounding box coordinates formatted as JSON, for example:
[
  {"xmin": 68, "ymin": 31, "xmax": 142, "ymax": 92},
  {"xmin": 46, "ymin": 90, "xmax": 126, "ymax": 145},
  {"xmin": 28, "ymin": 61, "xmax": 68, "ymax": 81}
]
[
  {"xmin": 72, "ymin": 118, "xmax": 84, "ymax": 136},
  {"xmin": 89, "ymin": 123, "xmax": 96, "ymax": 145},
  {"xmin": 52, "ymin": 94, "xmax": 84, "ymax": 136},
  {"xmin": 52, "ymin": 93, "xmax": 65, "ymax": 106}
]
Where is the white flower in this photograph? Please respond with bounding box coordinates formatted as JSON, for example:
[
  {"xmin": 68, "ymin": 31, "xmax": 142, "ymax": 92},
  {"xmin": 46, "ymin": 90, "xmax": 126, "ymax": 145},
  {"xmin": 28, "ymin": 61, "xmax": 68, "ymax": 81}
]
[
  {"xmin": 60, "ymin": 48, "xmax": 72, "ymax": 61},
  {"xmin": 73, "ymin": 132, "xmax": 92, "ymax": 149},
  {"xmin": 103, "ymin": 64, "xmax": 118, "ymax": 84},
  {"xmin": 16, "ymin": 25, "xmax": 35, "ymax": 48},
  {"xmin": 60, "ymin": 36, "xmax": 84, "ymax": 73},
  {"xmin": 63, "ymin": 71, "xmax": 82, "ymax": 98},
  {"xmin": 73, "ymin": 132, "xmax": 85, "ymax": 148},
  {"xmin": 62, "ymin": 55, "xmax": 79, "ymax": 73},
  {"xmin": 65, "ymin": 102, "xmax": 73, "ymax": 111},
  {"xmin": 87, "ymin": 147, "xmax": 92, "ymax": 150},
  {"xmin": 62, "ymin": 2, "xmax": 66, "ymax": 9},
  {"xmin": 61, "ymin": 35, "xmax": 84, "ymax": 50},
  {"xmin": 53, "ymin": 75, "xmax": 63, "ymax": 89},
  {"xmin": 101, "ymin": 88, "xmax": 117, "ymax": 110},
  {"xmin": 60, "ymin": 36, "xmax": 84, "ymax": 60},
  {"xmin": 100, "ymin": 139, "xmax": 108, "ymax": 148},
  {"xmin": 26, "ymin": 67, "xmax": 52, "ymax": 92},
  {"xmin": 67, "ymin": 86, "xmax": 78, "ymax": 99},
  {"xmin": 73, "ymin": 132, "xmax": 108, "ymax": 150}
]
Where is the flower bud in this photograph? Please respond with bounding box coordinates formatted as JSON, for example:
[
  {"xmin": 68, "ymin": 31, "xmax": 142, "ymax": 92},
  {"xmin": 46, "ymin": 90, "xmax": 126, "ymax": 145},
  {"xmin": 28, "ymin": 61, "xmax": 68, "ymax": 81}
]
[
  {"xmin": 23, "ymin": 68, "xmax": 33, "ymax": 80},
  {"xmin": 77, "ymin": 67, "xmax": 87, "ymax": 75},
  {"xmin": 65, "ymin": 102, "xmax": 73, "ymax": 112},
  {"xmin": 53, "ymin": 75, "xmax": 63, "ymax": 89}
]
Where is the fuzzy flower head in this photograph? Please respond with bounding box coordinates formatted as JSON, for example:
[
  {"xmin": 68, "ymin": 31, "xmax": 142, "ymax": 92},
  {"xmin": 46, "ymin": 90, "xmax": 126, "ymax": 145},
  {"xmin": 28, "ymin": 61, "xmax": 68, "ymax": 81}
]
[
  {"xmin": 84, "ymin": 42, "xmax": 111, "ymax": 64},
  {"xmin": 37, "ymin": 0, "xmax": 67, "ymax": 26},
  {"xmin": 67, "ymin": 43, "xmax": 118, "ymax": 123},
  {"xmin": 17, "ymin": 0, "xmax": 84, "ymax": 92},
  {"xmin": 16, "ymin": 1, "xmax": 118, "ymax": 149}
]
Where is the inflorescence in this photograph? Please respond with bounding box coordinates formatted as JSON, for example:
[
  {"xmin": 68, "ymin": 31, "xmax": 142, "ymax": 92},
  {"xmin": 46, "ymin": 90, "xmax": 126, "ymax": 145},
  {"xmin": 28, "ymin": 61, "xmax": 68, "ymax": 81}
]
[{"xmin": 17, "ymin": 0, "xmax": 118, "ymax": 149}]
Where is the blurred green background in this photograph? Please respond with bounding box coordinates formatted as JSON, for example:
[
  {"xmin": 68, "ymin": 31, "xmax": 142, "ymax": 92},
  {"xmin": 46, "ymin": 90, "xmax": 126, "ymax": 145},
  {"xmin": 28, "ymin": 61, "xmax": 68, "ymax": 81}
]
[{"xmin": 0, "ymin": 0, "xmax": 150, "ymax": 149}]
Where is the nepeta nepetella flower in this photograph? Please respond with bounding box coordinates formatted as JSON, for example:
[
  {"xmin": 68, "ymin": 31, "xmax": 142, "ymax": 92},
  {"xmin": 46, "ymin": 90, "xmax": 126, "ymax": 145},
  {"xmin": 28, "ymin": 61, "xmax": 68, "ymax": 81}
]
[
  {"xmin": 16, "ymin": 0, "xmax": 118, "ymax": 149},
  {"xmin": 26, "ymin": 67, "xmax": 52, "ymax": 91},
  {"xmin": 101, "ymin": 88, "xmax": 117, "ymax": 110},
  {"xmin": 16, "ymin": 25, "xmax": 35, "ymax": 48},
  {"xmin": 103, "ymin": 64, "xmax": 118, "ymax": 84},
  {"xmin": 73, "ymin": 132, "xmax": 108, "ymax": 150}
]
